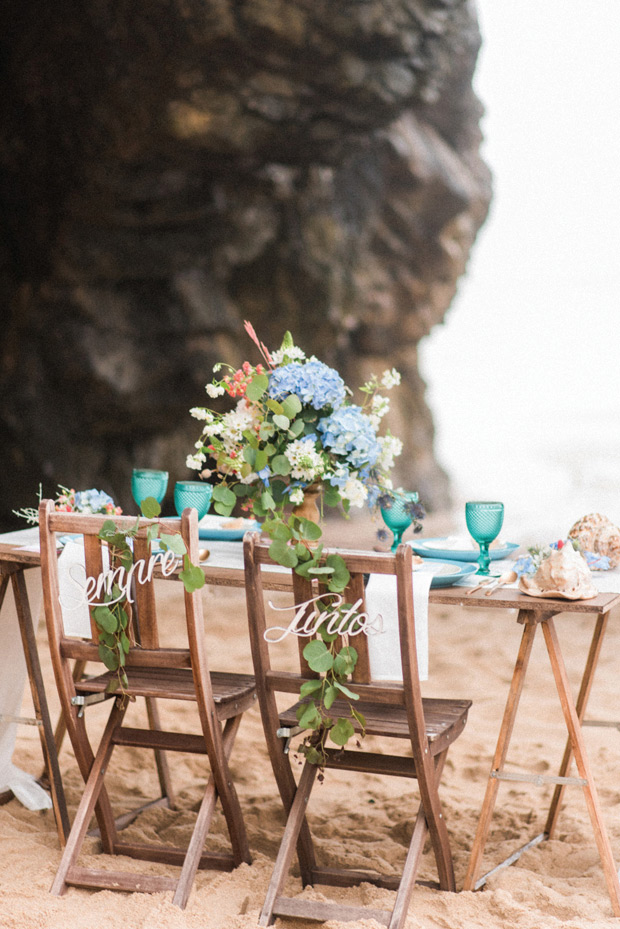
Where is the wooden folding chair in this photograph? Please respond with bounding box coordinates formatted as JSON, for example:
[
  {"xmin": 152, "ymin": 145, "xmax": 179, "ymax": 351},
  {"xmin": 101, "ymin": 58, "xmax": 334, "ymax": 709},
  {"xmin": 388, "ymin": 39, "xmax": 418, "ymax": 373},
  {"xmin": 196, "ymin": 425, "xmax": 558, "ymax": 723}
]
[
  {"xmin": 243, "ymin": 533, "xmax": 472, "ymax": 928},
  {"xmin": 39, "ymin": 500, "xmax": 255, "ymax": 907}
]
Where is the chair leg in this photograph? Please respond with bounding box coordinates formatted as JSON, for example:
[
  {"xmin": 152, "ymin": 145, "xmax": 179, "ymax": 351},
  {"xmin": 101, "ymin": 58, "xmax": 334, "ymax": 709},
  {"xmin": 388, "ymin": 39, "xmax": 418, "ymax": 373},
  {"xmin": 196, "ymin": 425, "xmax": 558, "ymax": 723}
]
[
  {"xmin": 51, "ymin": 698, "xmax": 126, "ymax": 896},
  {"xmin": 389, "ymin": 750, "xmax": 449, "ymax": 929},
  {"xmin": 260, "ymin": 760, "xmax": 318, "ymax": 927},
  {"xmin": 172, "ymin": 715, "xmax": 245, "ymax": 909}
]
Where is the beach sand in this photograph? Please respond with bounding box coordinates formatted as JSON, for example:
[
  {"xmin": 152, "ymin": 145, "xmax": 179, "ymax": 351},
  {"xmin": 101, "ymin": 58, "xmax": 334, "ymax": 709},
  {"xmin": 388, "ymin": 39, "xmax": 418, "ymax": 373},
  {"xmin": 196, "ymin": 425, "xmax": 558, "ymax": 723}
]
[{"xmin": 2, "ymin": 511, "xmax": 620, "ymax": 928}]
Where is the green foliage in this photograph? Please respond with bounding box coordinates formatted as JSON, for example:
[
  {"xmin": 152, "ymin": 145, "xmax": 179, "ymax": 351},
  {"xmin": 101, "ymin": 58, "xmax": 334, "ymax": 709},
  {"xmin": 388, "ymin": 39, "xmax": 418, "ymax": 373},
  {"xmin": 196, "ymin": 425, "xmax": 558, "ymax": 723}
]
[
  {"xmin": 93, "ymin": 505, "xmax": 205, "ymax": 702},
  {"xmin": 293, "ymin": 602, "xmax": 366, "ymax": 768}
]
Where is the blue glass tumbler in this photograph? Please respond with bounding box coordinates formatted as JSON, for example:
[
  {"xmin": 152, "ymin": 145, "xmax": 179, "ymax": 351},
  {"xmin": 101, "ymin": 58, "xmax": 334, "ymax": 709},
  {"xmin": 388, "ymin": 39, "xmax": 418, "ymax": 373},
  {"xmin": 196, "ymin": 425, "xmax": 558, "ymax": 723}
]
[
  {"xmin": 174, "ymin": 481, "xmax": 213, "ymax": 520},
  {"xmin": 131, "ymin": 469, "xmax": 169, "ymax": 509}
]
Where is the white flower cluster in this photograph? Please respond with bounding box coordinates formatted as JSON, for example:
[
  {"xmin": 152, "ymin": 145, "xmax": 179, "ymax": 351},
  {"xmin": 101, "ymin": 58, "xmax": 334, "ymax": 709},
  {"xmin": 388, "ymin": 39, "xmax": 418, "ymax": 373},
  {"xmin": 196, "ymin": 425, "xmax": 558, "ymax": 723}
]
[
  {"xmin": 206, "ymin": 383, "xmax": 226, "ymax": 398},
  {"xmin": 368, "ymin": 394, "xmax": 390, "ymax": 429},
  {"xmin": 376, "ymin": 434, "xmax": 403, "ymax": 472},
  {"xmin": 381, "ymin": 368, "xmax": 401, "ymax": 389},
  {"xmin": 270, "ymin": 345, "xmax": 306, "ymax": 365},
  {"xmin": 341, "ymin": 476, "xmax": 368, "ymax": 508},
  {"xmin": 284, "ymin": 438, "xmax": 325, "ymax": 481}
]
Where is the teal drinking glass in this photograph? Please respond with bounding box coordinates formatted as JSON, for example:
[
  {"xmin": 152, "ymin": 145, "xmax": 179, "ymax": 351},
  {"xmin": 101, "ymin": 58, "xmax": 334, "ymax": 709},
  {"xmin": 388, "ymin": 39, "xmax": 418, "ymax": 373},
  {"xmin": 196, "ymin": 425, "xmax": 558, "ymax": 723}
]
[
  {"xmin": 131, "ymin": 469, "xmax": 169, "ymax": 509},
  {"xmin": 174, "ymin": 481, "xmax": 213, "ymax": 520},
  {"xmin": 380, "ymin": 491, "xmax": 419, "ymax": 552},
  {"xmin": 465, "ymin": 501, "xmax": 504, "ymax": 575}
]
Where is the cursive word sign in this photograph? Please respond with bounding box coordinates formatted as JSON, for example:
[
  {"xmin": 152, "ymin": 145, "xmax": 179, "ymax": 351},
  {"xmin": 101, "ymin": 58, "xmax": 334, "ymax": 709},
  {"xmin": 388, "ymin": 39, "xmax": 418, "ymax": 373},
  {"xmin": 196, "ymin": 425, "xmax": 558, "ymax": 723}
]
[
  {"xmin": 264, "ymin": 593, "xmax": 384, "ymax": 644},
  {"xmin": 60, "ymin": 550, "xmax": 178, "ymax": 612}
]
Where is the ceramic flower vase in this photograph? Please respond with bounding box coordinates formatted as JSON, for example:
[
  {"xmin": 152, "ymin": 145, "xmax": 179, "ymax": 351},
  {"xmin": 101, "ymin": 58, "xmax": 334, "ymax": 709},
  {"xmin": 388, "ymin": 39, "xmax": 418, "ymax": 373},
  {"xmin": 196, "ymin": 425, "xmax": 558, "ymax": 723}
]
[{"xmin": 292, "ymin": 483, "xmax": 322, "ymax": 529}]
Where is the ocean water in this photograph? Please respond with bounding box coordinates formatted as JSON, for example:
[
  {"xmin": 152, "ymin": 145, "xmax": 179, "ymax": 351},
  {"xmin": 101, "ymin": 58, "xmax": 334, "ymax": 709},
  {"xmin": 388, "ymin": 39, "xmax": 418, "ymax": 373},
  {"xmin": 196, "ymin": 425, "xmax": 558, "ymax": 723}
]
[{"xmin": 418, "ymin": 0, "xmax": 620, "ymax": 546}]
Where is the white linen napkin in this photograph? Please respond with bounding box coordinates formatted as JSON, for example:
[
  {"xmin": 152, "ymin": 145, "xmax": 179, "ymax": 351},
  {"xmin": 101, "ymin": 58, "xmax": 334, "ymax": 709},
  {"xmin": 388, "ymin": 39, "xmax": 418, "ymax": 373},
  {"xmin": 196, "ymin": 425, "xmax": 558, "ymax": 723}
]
[
  {"xmin": 57, "ymin": 538, "xmax": 106, "ymax": 638},
  {"xmin": 365, "ymin": 570, "xmax": 432, "ymax": 681}
]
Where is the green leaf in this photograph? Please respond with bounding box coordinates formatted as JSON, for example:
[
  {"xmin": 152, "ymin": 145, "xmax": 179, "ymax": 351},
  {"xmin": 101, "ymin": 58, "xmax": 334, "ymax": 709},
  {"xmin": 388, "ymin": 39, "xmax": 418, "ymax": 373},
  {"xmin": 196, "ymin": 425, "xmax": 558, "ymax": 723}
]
[
  {"xmin": 304, "ymin": 745, "xmax": 324, "ymax": 766},
  {"xmin": 267, "ymin": 399, "xmax": 284, "ymax": 415},
  {"xmin": 259, "ymin": 422, "xmax": 275, "ymax": 440},
  {"xmin": 303, "ymin": 639, "xmax": 334, "ymax": 673},
  {"xmin": 214, "ymin": 501, "xmax": 235, "ymax": 517},
  {"xmin": 299, "ymin": 517, "xmax": 323, "ymax": 541},
  {"xmin": 282, "ymin": 394, "xmax": 302, "ymax": 419},
  {"xmin": 243, "ymin": 446, "xmax": 257, "ymax": 467},
  {"xmin": 296, "ymin": 701, "xmax": 321, "ymax": 729},
  {"xmin": 234, "ymin": 484, "xmax": 251, "ymax": 497},
  {"xmin": 245, "ymin": 373, "xmax": 269, "ymax": 401},
  {"xmin": 272, "ymin": 414, "xmax": 290, "ymax": 431},
  {"xmin": 120, "ymin": 631, "xmax": 131, "ymax": 654},
  {"xmin": 271, "ymin": 522, "xmax": 292, "ymax": 541},
  {"xmin": 141, "ymin": 497, "xmax": 161, "ymax": 519},
  {"xmin": 271, "ymin": 454, "xmax": 291, "ymax": 476},
  {"xmin": 261, "ymin": 490, "xmax": 276, "ymax": 510},
  {"xmin": 98, "ymin": 643, "xmax": 119, "ymax": 671},
  {"xmin": 326, "ymin": 554, "xmax": 350, "ymax": 593},
  {"xmin": 160, "ymin": 532, "xmax": 186, "ymax": 555},
  {"xmin": 179, "ymin": 558, "xmax": 206, "ymax": 592},
  {"xmin": 93, "ymin": 605, "xmax": 119, "ymax": 634},
  {"xmin": 269, "ymin": 539, "xmax": 299, "ymax": 568},
  {"xmin": 307, "ymin": 565, "xmax": 334, "ymax": 576},
  {"xmin": 323, "ymin": 684, "xmax": 338, "ymax": 710},
  {"xmin": 147, "ymin": 524, "xmax": 159, "ymax": 544},
  {"xmin": 254, "ymin": 449, "xmax": 268, "ymax": 472},
  {"xmin": 351, "ymin": 708, "xmax": 366, "ymax": 731},
  {"xmin": 299, "ymin": 678, "xmax": 323, "ymax": 699},
  {"xmin": 330, "ymin": 718, "xmax": 355, "ymax": 747},
  {"xmin": 323, "ymin": 484, "xmax": 341, "ymax": 508},
  {"xmin": 334, "ymin": 680, "xmax": 359, "ymax": 700},
  {"xmin": 213, "ymin": 485, "xmax": 236, "ymax": 507},
  {"xmin": 288, "ymin": 419, "xmax": 305, "ymax": 438},
  {"xmin": 333, "ymin": 645, "xmax": 358, "ymax": 677}
]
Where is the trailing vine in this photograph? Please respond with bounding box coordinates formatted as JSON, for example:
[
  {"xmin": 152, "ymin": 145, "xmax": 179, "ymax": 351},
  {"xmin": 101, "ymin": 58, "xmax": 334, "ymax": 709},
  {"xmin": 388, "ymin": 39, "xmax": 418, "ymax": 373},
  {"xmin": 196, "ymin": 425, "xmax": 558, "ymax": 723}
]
[{"xmin": 93, "ymin": 497, "xmax": 205, "ymax": 700}]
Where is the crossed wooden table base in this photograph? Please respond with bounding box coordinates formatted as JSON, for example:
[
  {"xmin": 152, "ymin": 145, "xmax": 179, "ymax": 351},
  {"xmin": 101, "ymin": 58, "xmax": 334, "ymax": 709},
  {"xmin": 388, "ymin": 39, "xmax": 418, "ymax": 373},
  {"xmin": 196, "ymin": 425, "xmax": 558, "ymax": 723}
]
[
  {"xmin": 432, "ymin": 585, "xmax": 620, "ymax": 916},
  {"xmin": 3, "ymin": 535, "xmax": 620, "ymax": 916}
]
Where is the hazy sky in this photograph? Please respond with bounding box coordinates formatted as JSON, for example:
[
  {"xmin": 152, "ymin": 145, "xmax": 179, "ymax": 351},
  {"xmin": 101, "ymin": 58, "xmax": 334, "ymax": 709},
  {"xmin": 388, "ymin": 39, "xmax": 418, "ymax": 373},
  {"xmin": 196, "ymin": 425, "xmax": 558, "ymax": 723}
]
[{"xmin": 420, "ymin": 0, "xmax": 620, "ymax": 538}]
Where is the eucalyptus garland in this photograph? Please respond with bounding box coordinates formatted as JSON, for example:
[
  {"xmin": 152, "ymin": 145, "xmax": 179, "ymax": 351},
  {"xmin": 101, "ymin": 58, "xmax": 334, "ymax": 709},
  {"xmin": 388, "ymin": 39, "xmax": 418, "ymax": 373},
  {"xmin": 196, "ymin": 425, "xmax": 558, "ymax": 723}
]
[{"xmin": 93, "ymin": 497, "xmax": 205, "ymax": 700}]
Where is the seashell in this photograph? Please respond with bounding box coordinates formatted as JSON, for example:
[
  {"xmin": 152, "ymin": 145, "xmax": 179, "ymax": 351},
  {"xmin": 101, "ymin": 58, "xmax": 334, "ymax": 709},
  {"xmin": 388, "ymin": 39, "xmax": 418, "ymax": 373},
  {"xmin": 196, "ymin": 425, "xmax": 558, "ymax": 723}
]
[
  {"xmin": 519, "ymin": 542, "xmax": 598, "ymax": 600},
  {"xmin": 568, "ymin": 513, "xmax": 620, "ymax": 568}
]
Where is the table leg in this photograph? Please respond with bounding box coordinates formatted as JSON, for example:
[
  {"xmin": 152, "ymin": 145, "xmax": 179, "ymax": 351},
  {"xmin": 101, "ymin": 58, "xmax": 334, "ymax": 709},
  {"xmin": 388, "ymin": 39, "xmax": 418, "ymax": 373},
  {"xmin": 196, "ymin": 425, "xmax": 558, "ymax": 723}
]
[
  {"xmin": 545, "ymin": 610, "xmax": 609, "ymax": 838},
  {"xmin": 541, "ymin": 616, "xmax": 620, "ymax": 917},
  {"xmin": 11, "ymin": 569, "xmax": 70, "ymax": 844},
  {"xmin": 463, "ymin": 611, "xmax": 538, "ymax": 892}
]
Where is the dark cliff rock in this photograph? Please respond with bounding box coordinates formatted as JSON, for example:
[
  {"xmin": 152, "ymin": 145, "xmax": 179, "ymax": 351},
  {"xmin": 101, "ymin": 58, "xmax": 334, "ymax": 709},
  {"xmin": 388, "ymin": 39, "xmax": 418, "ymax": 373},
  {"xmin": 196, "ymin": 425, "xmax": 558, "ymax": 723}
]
[{"xmin": 0, "ymin": 0, "xmax": 491, "ymax": 527}]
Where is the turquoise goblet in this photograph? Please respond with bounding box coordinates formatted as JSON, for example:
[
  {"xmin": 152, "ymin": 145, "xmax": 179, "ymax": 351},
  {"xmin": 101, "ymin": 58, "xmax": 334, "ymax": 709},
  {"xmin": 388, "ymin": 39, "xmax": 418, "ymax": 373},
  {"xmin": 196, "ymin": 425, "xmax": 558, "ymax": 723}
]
[
  {"xmin": 465, "ymin": 501, "xmax": 504, "ymax": 575},
  {"xmin": 131, "ymin": 469, "xmax": 169, "ymax": 509},
  {"xmin": 380, "ymin": 491, "xmax": 419, "ymax": 552},
  {"xmin": 174, "ymin": 481, "xmax": 213, "ymax": 520}
]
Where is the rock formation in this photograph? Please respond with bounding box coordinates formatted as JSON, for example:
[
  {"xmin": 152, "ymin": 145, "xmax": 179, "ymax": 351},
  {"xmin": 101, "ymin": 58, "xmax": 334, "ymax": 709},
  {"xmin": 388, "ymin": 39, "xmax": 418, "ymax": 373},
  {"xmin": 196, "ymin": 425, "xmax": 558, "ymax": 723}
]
[{"xmin": 0, "ymin": 0, "xmax": 491, "ymax": 527}]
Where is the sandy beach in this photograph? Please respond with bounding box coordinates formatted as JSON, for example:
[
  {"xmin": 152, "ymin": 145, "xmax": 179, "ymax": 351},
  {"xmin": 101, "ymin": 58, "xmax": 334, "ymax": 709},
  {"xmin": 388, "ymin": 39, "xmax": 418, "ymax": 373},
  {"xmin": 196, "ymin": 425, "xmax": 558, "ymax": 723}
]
[{"xmin": 2, "ymin": 511, "xmax": 620, "ymax": 929}]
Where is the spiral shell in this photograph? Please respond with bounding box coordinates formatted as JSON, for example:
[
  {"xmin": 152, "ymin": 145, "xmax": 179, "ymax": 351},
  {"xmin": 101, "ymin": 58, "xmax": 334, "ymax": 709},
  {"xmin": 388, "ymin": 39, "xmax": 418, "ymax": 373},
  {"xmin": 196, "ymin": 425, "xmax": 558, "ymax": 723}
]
[{"xmin": 568, "ymin": 513, "xmax": 620, "ymax": 568}]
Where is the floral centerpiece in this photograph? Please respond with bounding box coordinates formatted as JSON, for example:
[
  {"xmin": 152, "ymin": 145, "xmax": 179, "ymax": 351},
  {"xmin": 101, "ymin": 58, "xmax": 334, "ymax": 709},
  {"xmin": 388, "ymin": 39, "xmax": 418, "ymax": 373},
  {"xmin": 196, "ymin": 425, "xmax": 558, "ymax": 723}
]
[
  {"xmin": 187, "ymin": 323, "xmax": 407, "ymax": 572},
  {"xmin": 187, "ymin": 322, "xmax": 421, "ymax": 765}
]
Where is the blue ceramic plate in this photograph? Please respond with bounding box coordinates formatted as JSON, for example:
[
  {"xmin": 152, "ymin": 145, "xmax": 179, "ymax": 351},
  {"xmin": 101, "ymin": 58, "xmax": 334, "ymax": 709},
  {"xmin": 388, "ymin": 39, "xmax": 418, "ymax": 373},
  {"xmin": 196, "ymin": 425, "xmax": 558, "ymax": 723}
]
[
  {"xmin": 415, "ymin": 559, "xmax": 478, "ymax": 588},
  {"xmin": 409, "ymin": 538, "xmax": 519, "ymax": 562},
  {"xmin": 198, "ymin": 514, "xmax": 260, "ymax": 541}
]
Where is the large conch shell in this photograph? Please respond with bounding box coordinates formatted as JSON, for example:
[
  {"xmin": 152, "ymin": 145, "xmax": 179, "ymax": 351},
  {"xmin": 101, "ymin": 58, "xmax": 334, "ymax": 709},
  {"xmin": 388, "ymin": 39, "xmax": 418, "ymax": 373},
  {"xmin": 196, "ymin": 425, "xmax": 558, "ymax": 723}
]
[
  {"xmin": 519, "ymin": 542, "xmax": 598, "ymax": 600},
  {"xmin": 568, "ymin": 513, "xmax": 620, "ymax": 568}
]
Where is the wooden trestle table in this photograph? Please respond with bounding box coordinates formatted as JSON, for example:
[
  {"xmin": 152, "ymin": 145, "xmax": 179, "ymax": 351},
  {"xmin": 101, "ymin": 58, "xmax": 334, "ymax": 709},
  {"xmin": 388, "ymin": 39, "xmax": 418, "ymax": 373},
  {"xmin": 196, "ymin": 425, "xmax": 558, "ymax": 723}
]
[{"xmin": 2, "ymin": 532, "xmax": 620, "ymax": 915}]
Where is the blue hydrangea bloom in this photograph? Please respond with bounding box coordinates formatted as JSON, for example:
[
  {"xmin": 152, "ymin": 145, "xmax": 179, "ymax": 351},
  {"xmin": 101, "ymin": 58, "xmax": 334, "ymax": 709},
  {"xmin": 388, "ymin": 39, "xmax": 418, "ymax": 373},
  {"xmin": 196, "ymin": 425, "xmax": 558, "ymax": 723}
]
[
  {"xmin": 318, "ymin": 406, "xmax": 380, "ymax": 470},
  {"xmin": 268, "ymin": 361, "xmax": 346, "ymax": 411},
  {"xmin": 74, "ymin": 489, "xmax": 116, "ymax": 512}
]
